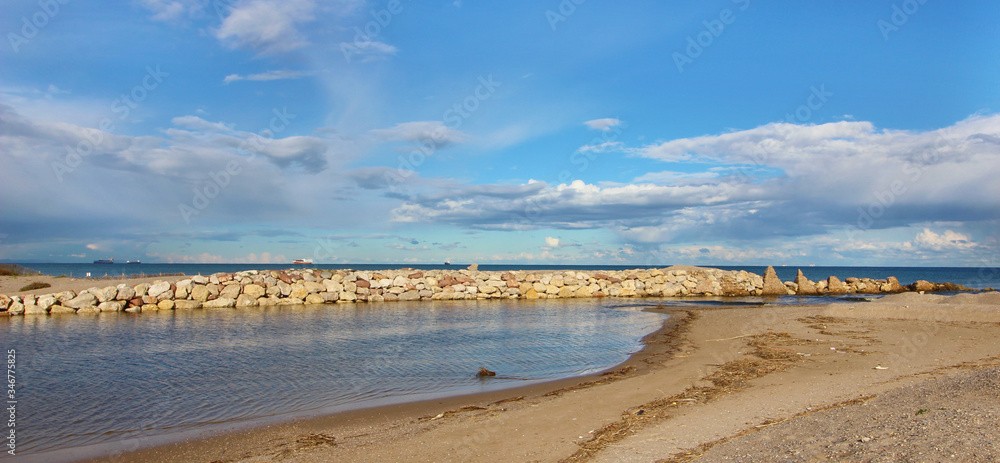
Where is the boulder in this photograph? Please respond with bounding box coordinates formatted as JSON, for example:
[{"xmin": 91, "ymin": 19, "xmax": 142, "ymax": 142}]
[
  {"xmin": 191, "ymin": 275, "xmax": 210, "ymax": 285},
  {"xmin": 827, "ymin": 276, "xmax": 848, "ymax": 293},
  {"xmin": 883, "ymin": 276, "xmax": 904, "ymax": 293},
  {"xmin": 235, "ymin": 294, "xmax": 258, "ymax": 307},
  {"xmin": 467, "ymin": 263, "xmax": 479, "ymax": 271},
  {"xmin": 116, "ymin": 284, "xmax": 135, "ymax": 301},
  {"xmin": 64, "ymin": 293, "xmax": 98, "ymax": 309},
  {"xmin": 23, "ymin": 304, "xmax": 47, "ymax": 315},
  {"xmin": 761, "ymin": 266, "xmax": 787, "ymax": 296},
  {"xmin": 36, "ymin": 295, "xmax": 58, "ymax": 310},
  {"xmin": 49, "ymin": 305, "xmax": 76, "ymax": 314},
  {"xmin": 795, "ymin": 270, "xmax": 819, "ymax": 295},
  {"xmin": 189, "ymin": 285, "xmax": 210, "ymax": 302},
  {"xmin": 303, "ymin": 281, "xmax": 326, "ymax": 294},
  {"xmin": 203, "ymin": 297, "xmax": 236, "ymax": 309},
  {"xmin": 242, "ymin": 284, "xmax": 266, "ymax": 299},
  {"xmin": 94, "ymin": 286, "xmax": 118, "ymax": 303},
  {"xmin": 399, "ymin": 290, "xmax": 421, "ymax": 301},
  {"xmin": 157, "ymin": 300, "xmax": 175, "ymax": 311},
  {"xmin": 7, "ymin": 301, "xmax": 24, "ymax": 315},
  {"xmin": 219, "ymin": 284, "xmax": 242, "ymax": 299},
  {"xmin": 147, "ymin": 281, "xmax": 172, "ymax": 298},
  {"xmin": 304, "ymin": 294, "xmax": 325, "ymax": 305},
  {"xmin": 289, "ymin": 284, "xmax": 309, "ymax": 300},
  {"xmin": 98, "ymin": 301, "xmax": 124, "ymax": 312},
  {"xmin": 133, "ymin": 283, "xmax": 150, "ymax": 297},
  {"xmin": 0, "ymin": 294, "xmax": 10, "ymax": 311},
  {"xmin": 910, "ymin": 280, "xmax": 937, "ymax": 292},
  {"xmin": 173, "ymin": 300, "xmax": 202, "ymax": 310}
]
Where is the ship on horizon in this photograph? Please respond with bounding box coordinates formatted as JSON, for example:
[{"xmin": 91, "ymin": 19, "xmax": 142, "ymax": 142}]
[
  {"xmin": 93, "ymin": 258, "xmax": 114, "ymax": 264},
  {"xmin": 292, "ymin": 258, "xmax": 313, "ymax": 265}
]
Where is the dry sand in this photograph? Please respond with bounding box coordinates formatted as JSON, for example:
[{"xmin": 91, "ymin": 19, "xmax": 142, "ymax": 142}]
[{"xmin": 70, "ymin": 291, "xmax": 1000, "ymax": 463}]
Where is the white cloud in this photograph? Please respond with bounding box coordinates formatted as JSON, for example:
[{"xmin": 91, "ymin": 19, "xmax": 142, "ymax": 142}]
[
  {"xmin": 584, "ymin": 118, "xmax": 623, "ymax": 132},
  {"xmin": 339, "ymin": 40, "xmax": 399, "ymax": 62},
  {"xmin": 215, "ymin": 0, "xmax": 318, "ymax": 54},
  {"xmin": 141, "ymin": 0, "xmax": 202, "ymax": 22},
  {"xmin": 544, "ymin": 236, "xmax": 560, "ymax": 248},
  {"xmin": 386, "ymin": 115, "xmax": 1000, "ymax": 255},
  {"xmin": 577, "ymin": 141, "xmax": 623, "ymax": 153},
  {"xmin": 222, "ymin": 69, "xmax": 318, "ymax": 85},
  {"xmin": 370, "ymin": 121, "xmax": 468, "ymax": 149},
  {"xmin": 913, "ymin": 229, "xmax": 976, "ymax": 251}
]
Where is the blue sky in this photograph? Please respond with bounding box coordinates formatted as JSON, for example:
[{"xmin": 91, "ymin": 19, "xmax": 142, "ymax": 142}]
[{"xmin": 1, "ymin": 0, "xmax": 998, "ymax": 266}]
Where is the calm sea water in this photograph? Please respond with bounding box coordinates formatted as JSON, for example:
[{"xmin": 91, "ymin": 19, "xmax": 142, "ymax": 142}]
[
  {"xmin": 13, "ymin": 263, "xmax": 1000, "ymax": 290},
  {"xmin": 2, "ymin": 299, "xmax": 666, "ymax": 460}
]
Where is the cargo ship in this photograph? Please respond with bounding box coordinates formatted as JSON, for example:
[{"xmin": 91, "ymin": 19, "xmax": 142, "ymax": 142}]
[
  {"xmin": 292, "ymin": 258, "xmax": 313, "ymax": 265},
  {"xmin": 93, "ymin": 258, "xmax": 114, "ymax": 264}
]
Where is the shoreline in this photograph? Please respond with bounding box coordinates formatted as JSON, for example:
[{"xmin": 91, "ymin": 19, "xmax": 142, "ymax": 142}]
[
  {"xmin": 75, "ymin": 291, "xmax": 1000, "ymax": 462},
  {"xmin": 68, "ymin": 303, "xmax": 692, "ymax": 463}
]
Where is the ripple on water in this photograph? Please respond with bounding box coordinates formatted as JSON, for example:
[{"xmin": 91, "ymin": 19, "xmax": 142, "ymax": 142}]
[{"xmin": 2, "ymin": 298, "xmax": 666, "ymax": 456}]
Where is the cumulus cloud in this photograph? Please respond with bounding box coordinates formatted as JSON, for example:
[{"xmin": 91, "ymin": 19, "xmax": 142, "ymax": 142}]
[
  {"xmin": 222, "ymin": 69, "xmax": 318, "ymax": 85},
  {"xmin": 913, "ymin": 229, "xmax": 976, "ymax": 251},
  {"xmin": 584, "ymin": 118, "xmax": 623, "ymax": 132},
  {"xmin": 544, "ymin": 236, "xmax": 560, "ymax": 248},
  {"xmin": 388, "ymin": 115, "xmax": 1000, "ymax": 252}
]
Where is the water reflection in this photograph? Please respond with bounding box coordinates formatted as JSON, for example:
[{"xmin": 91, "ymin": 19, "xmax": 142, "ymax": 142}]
[{"xmin": 3, "ymin": 299, "xmax": 665, "ymax": 456}]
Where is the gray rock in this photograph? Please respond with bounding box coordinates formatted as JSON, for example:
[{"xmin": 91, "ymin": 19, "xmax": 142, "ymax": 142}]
[
  {"xmin": 36, "ymin": 295, "xmax": 58, "ymax": 310},
  {"xmin": 98, "ymin": 301, "xmax": 124, "ymax": 312},
  {"xmin": 191, "ymin": 275, "xmax": 209, "ymax": 285},
  {"xmin": 116, "ymin": 284, "xmax": 135, "ymax": 301},
  {"xmin": 219, "ymin": 284, "xmax": 242, "ymax": 299},
  {"xmin": 147, "ymin": 281, "xmax": 171, "ymax": 298},
  {"xmin": 95, "ymin": 286, "xmax": 118, "ymax": 303},
  {"xmin": 64, "ymin": 293, "xmax": 98, "ymax": 309}
]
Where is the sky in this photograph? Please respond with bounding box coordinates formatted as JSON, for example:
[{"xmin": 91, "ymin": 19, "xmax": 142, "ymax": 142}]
[{"xmin": 1, "ymin": 1, "xmax": 998, "ymax": 267}]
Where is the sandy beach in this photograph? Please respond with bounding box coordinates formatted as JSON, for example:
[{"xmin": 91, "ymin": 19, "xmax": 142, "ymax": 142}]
[
  {"xmin": 0, "ymin": 274, "xmax": 189, "ymax": 298},
  {"xmin": 69, "ymin": 291, "xmax": 999, "ymax": 463}
]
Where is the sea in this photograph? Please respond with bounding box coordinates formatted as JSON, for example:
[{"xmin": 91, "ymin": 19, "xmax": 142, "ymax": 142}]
[{"xmin": 2, "ymin": 263, "xmax": 997, "ymax": 461}]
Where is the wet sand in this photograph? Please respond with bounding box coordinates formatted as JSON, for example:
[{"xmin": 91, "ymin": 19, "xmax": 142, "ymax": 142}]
[{"xmin": 71, "ymin": 291, "xmax": 1000, "ymax": 462}]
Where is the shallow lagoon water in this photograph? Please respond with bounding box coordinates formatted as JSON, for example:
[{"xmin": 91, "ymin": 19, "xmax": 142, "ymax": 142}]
[{"xmin": 3, "ymin": 299, "xmax": 667, "ymax": 458}]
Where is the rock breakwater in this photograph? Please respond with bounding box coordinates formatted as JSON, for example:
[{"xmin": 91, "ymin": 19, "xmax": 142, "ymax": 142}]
[{"xmin": 0, "ymin": 265, "xmax": 982, "ymax": 316}]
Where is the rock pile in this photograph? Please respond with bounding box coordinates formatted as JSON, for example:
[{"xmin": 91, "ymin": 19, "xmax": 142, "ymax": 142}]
[{"xmin": 0, "ymin": 265, "xmax": 980, "ymax": 316}]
